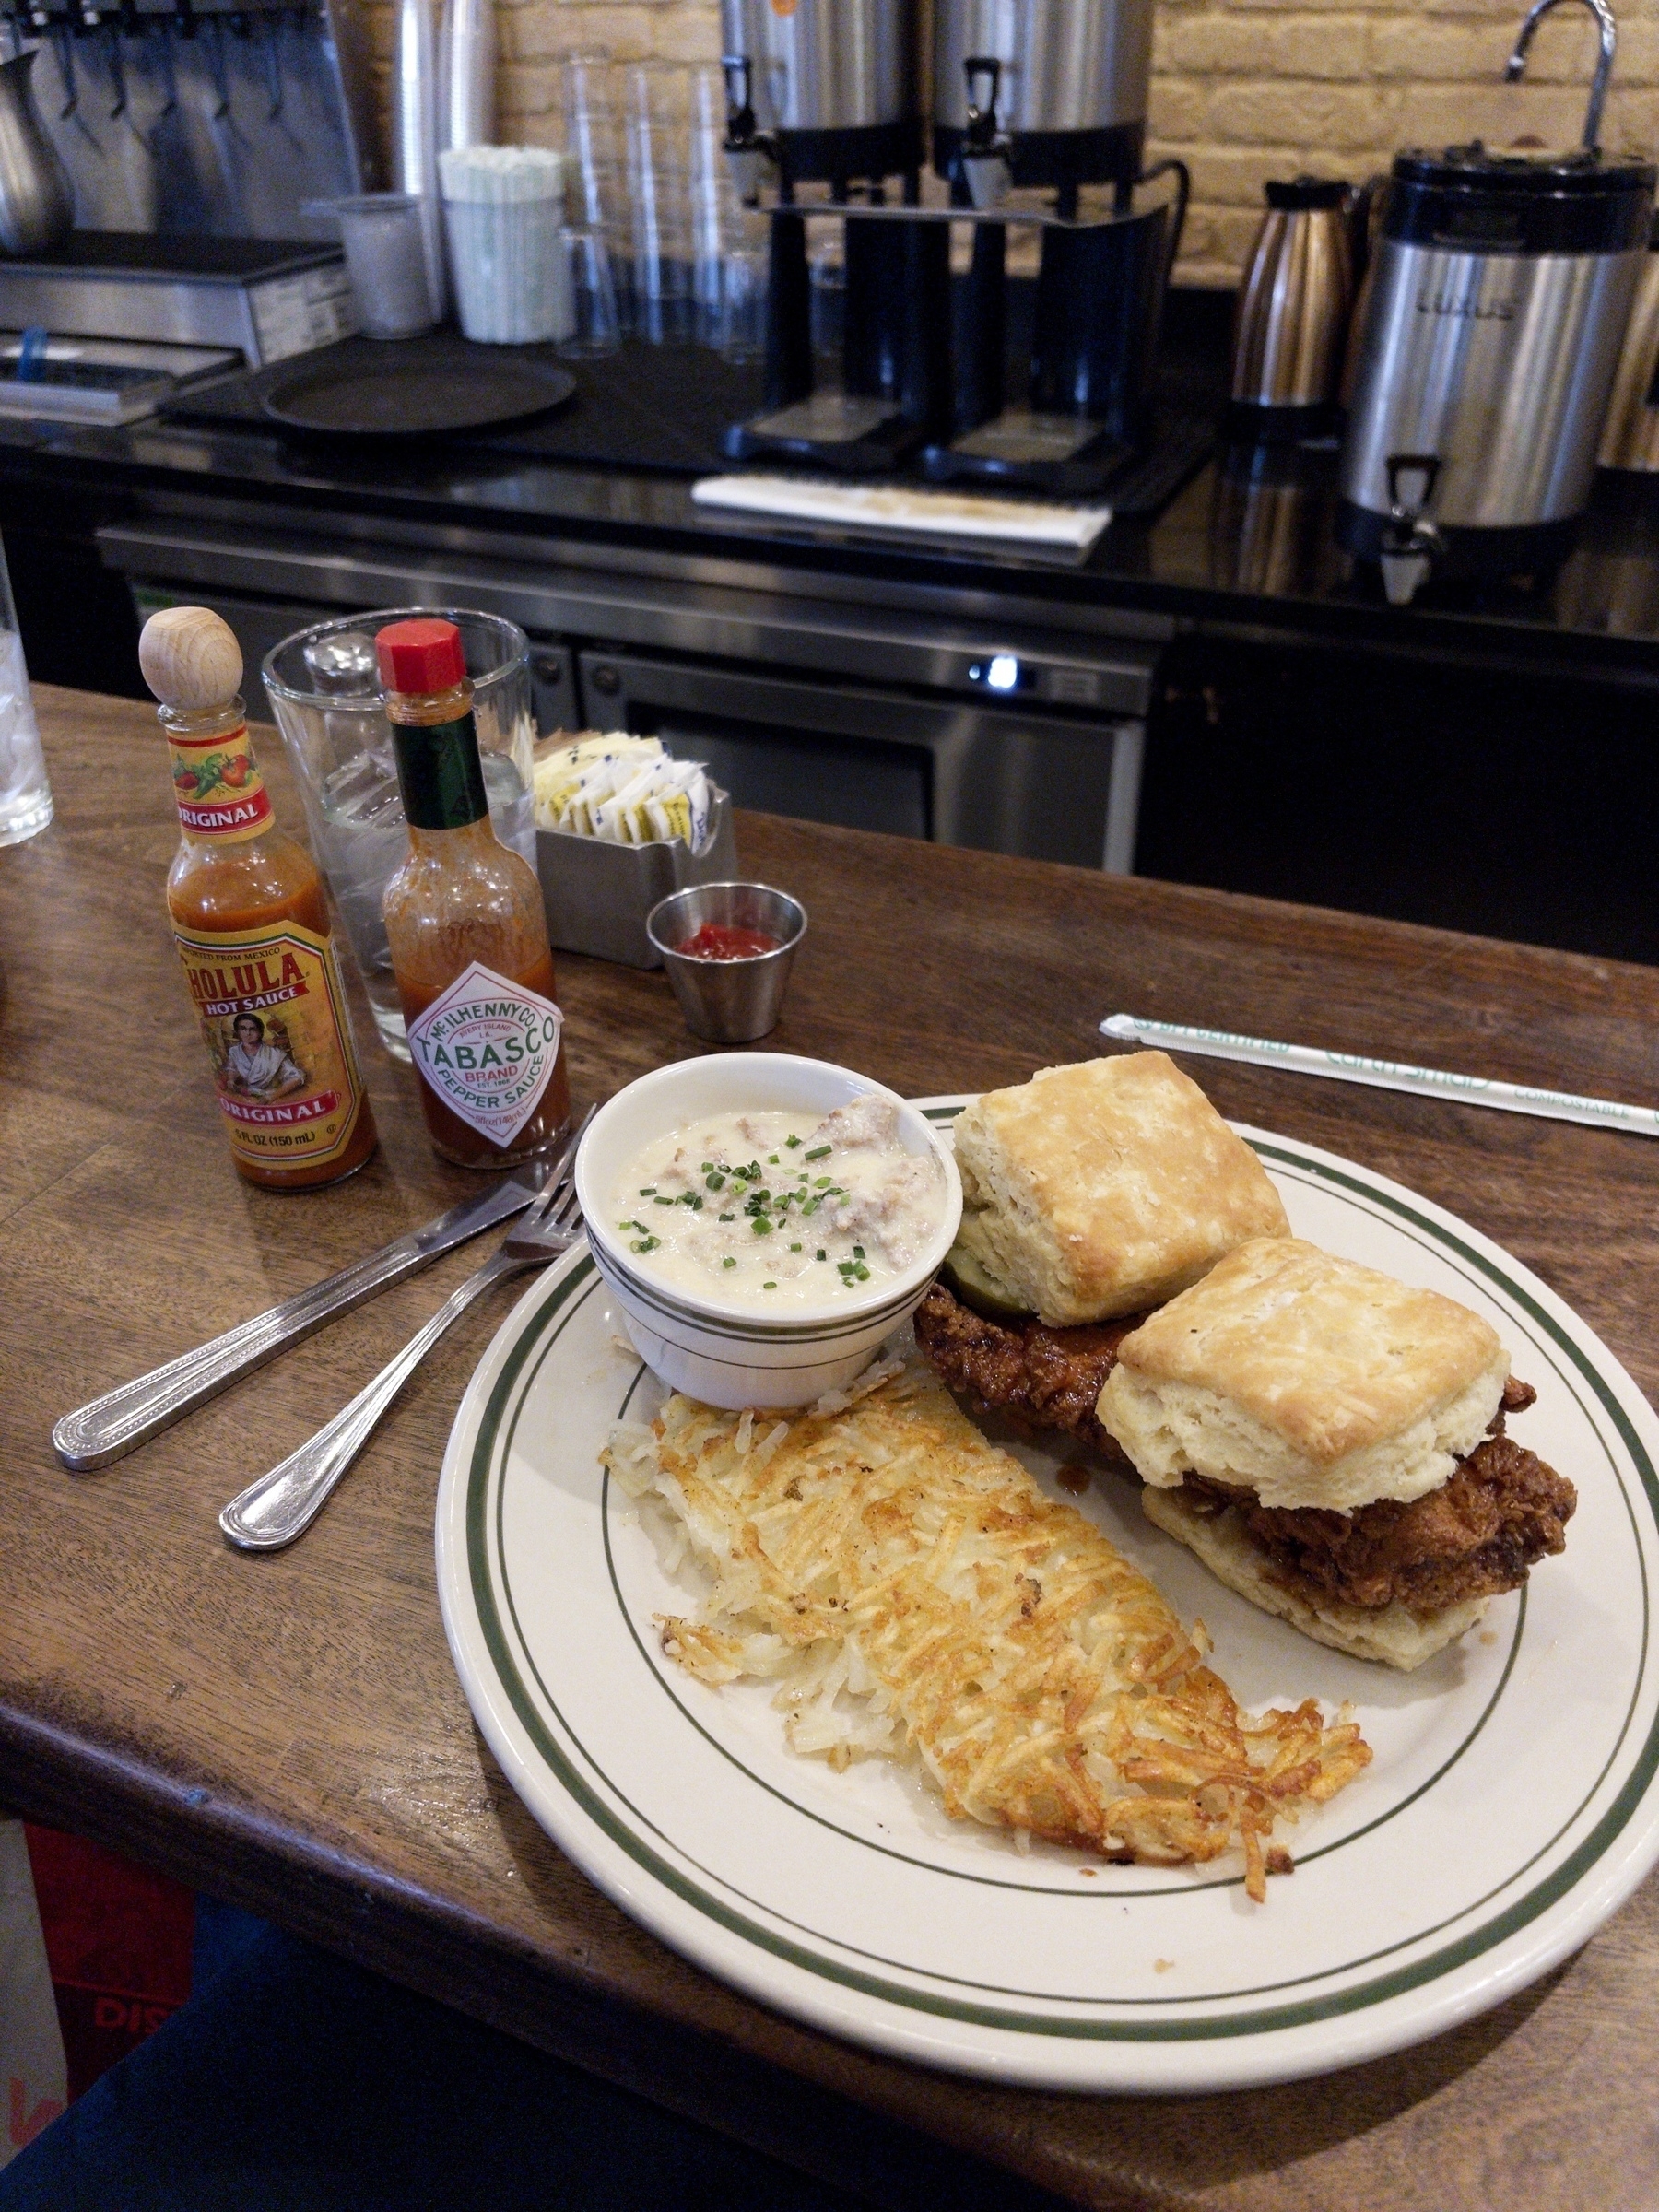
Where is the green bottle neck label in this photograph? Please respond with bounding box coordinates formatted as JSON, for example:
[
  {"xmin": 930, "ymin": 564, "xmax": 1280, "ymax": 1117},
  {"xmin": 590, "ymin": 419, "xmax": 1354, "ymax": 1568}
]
[{"xmin": 392, "ymin": 713, "xmax": 488, "ymax": 831}]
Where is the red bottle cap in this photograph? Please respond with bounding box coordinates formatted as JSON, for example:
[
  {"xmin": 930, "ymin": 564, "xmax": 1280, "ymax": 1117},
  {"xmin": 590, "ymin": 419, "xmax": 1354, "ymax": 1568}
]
[{"xmin": 375, "ymin": 618, "xmax": 466, "ymax": 695}]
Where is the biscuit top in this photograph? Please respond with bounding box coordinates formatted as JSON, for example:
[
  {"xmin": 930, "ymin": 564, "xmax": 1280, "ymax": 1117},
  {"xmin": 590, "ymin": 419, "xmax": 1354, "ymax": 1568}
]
[
  {"xmin": 951, "ymin": 1053, "xmax": 1290, "ymax": 1325},
  {"xmin": 1112, "ymin": 1237, "xmax": 1505, "ymax": 1468}
]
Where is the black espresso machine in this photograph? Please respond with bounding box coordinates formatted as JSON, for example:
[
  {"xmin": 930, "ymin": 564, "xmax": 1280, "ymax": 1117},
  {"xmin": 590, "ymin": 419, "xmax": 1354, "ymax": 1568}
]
[{"xmin": 721, "ymin": 0, "xmax": 1190, "ymax": 496}]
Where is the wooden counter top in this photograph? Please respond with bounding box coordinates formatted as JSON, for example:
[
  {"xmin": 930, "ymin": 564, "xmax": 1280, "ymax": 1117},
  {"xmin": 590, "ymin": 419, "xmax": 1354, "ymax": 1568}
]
[{"xmin": 4, "ymin": 685, "xmax": 1658, "ymax": 2212}]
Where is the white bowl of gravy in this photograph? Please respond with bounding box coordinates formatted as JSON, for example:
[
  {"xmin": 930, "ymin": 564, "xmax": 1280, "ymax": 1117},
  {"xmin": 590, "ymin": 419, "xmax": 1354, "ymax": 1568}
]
[{"xmin": 577, "ymin": 1053, "xmax": 961, "ymax": 1410}]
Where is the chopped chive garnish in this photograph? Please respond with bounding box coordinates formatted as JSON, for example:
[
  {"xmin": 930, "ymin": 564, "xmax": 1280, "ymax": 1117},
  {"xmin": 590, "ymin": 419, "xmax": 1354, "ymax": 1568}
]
[
  {"xmin": 705, "ymin": 1172, "xmax": 725, "ymax": 1190},
  {"xmin": 813, "ymin": 1175, "xmax": 831, "ymax": 1187},
  {"xmin": 785, "ymin": 1135, "xmax": 802, "ymax": 1148},
  {"xmin": 753, "ymin": 1218, "xmax": 772, "ymax": 1235},
  {"xmin": 653, "ymin": 1195, "xmax": 675, "ymax": 1206},
  {"xmin": 722, "ymin": 1256, "xmax": 736, "ymax": 1269},
  {"xmin": 719, "ymin": 1212, "xmax": 734, "ymax": 1222},
  {"xmin": 854, "ymin": 1264, "xmax": 870, "ymax": 1281},
  {"xmin": 789, "ymin": 1241, "xmax": 802, "ymax": 1252},
  {"xmin": 762, "ymin": 1280, "xmax": 776, "ymax": 1289},
  {"xmin": 639, "ymin": 1186, "xmax": 656, "ymax": 1195},
  {"xmin": 816, "ymin": 1249, "xmax": 827, "ymax": 1262},
  {"xmin": 853, "ymin": 1244, "xmax": 865, "ymax": 1259},
  {"xmin": 768, "ymin": 1152, "xmax": 779, "ymax": 1164},
  {"xmin": 805, "ymin": 1145, "xmax": 831, "ymax": 1160},
  {"xmin": 630, "ymin": 1236, "xmax": 661, "ymax": 1254}
]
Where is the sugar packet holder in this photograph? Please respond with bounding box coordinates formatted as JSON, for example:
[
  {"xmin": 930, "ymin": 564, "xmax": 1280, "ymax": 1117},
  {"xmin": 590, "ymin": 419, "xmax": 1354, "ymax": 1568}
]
[{"xmin": 536, "ymin": 788, "xmax": 738, "ymax": 969}]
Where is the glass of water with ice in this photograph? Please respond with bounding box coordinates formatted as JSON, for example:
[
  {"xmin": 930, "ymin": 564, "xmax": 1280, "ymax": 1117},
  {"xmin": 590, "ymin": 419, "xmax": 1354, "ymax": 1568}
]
[
  {"xmin": 0, "ymin": 534, "xmax": 53, "ymax": 848},
  {"xmin": 264, "ymin": 608, "xmax": 536, "ymax": 1061}
]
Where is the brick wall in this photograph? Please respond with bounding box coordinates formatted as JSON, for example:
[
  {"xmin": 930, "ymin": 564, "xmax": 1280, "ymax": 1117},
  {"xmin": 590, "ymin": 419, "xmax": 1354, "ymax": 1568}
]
[{"xmin": 364, "ymin": 0, "xmax": 1659, "ymax": 287}]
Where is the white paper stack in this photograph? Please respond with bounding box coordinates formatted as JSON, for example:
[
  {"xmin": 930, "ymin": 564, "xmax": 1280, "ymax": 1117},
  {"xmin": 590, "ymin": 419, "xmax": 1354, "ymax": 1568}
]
[
  {"xmin": 690, "ymin": 475, "xmax": 1114, "ymax": 552},
  {"xmin": 439, "ymin": 146, "xmax": 571, "ymax": 345}
]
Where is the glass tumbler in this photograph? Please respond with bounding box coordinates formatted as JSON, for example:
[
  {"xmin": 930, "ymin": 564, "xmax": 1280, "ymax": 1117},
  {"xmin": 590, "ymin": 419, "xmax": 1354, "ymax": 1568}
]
[
  {"xmin": 0, "ymin": 532, "xmax": 52, "ymax": 848},
  {"xmin": 264, "ymin": 608, "xmax": 536, "ymax": 1061}
]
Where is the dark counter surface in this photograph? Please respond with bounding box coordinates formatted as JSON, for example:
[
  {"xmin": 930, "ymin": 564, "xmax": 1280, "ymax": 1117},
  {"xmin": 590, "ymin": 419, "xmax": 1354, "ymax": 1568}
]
[{"xmin": 5, "ymin": 308, "xmax": 1659, "ymax": 684}]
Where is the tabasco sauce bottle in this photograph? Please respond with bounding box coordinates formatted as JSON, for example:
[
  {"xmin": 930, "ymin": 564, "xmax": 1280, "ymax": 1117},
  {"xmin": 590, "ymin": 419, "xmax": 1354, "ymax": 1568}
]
[
  {"xmin": 139, "ymin": 606, "xmax": 378, "ymax": 1190},
  {"xmin": 376, "ymin": 618, "xmax": 571, "ymax": 1169}
]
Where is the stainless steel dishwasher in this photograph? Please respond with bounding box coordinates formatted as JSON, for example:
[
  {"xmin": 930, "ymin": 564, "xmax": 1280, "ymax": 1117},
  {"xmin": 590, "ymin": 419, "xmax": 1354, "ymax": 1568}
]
[{"xmin": 98, "ymin": 520, "xmax": 1160, "ymax": 872}]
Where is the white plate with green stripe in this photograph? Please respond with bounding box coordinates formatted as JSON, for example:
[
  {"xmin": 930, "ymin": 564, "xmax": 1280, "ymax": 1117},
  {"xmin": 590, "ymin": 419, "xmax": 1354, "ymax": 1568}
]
[{"xmin": 436, "ymin": 1102, "xmax": 1659, "ymax": 2091}]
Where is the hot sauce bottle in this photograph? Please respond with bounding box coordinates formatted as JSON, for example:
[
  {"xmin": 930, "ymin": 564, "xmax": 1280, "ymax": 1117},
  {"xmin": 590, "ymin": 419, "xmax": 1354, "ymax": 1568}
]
[
  {"xmin": 139, "ymin": 606, "xmax": 378, "ymax": 1191},
  {"xmin": 376, "ymin": 618, "xmax": 571, "ymax": 1169}
]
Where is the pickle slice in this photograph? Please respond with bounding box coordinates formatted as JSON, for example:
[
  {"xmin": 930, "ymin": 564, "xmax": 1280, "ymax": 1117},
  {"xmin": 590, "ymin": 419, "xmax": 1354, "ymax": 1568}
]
[{"xmin": 939, "ymin": 1242, "xmax": 1032, "ymax": 1323}]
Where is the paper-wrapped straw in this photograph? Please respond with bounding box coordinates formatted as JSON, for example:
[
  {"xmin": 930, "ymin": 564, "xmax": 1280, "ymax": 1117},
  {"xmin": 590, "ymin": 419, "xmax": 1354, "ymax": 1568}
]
[{"xmin": 1099, "ymin": 1013, "xmax": 1659, "ymax": 1140}]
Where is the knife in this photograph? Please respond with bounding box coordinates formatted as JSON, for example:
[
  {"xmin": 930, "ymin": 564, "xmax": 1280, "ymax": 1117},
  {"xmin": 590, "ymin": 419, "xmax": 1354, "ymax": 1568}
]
[{"xmin": 53, "ymin": 1160, "xmax": 557, "ymax": 1472}]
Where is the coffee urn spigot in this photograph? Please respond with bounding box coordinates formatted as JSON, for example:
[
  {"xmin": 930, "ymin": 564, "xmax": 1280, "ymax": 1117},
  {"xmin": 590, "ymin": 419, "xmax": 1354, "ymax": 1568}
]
[
  {"xmin": 721, "ymin": 53, "xmax": 775, "ymax": 204},
  {"xmin": 1505, "ymin": 0, "xmax": 1616, "ymax": 150},
  {"xmin": 1378, "ymin": 454, "xmax": 1445, "ymax": 606},
  {"xmin": 959, "ymin": 55, "xmax": 1010, "ymax": 209}
]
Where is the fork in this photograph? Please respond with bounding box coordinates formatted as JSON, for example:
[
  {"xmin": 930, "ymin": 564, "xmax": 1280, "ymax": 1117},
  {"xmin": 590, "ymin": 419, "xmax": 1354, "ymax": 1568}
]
[{"xmin": 218, "ymin": 1107, "xmax": 593, "ymax": 1554}]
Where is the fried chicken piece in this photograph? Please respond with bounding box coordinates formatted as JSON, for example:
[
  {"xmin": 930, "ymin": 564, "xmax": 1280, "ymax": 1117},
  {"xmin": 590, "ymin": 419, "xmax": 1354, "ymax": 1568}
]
[
  {"xmin": 912, "ymin": 1281, "xmax": 1137, "ymax": 1460},
  {"xmin": 1184, "ymin": 1427, "xmax": 1575, "ymax": 1618}
]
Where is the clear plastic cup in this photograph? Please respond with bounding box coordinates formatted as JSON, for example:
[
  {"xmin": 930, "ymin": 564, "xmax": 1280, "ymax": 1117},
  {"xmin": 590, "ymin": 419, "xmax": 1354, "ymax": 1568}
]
[
  {"xmin": 327, "ymin": 194, "xmax": 439, "ymax": 340},
  {"xmin": 720, "ymin": 218, "xmax": 769, "ymax": 364},
  {"xmin": 626, "ymin": 62, "xmax": 694, "ymax": 342},
  {"xmin": 0, "ymin": 532, "xmax": 51, "ymax": 848},
  {"xmin": 263, "ymin": 608, "xmax": 535, "ymax": 1061},
  {"xmin": 558, "ymin": 227, "xmax": 622, "ymax": 357}
]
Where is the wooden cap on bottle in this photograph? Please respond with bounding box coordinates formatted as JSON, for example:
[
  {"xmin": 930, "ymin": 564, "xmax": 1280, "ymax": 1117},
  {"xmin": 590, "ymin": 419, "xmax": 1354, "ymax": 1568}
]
[{"xmin": 138, "ymin": 606, "xmax": 243, "ymax": 712}]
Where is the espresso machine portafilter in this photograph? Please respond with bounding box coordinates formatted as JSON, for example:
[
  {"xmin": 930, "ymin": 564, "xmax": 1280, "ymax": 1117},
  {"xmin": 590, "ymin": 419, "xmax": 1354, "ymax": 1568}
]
[{"xmin": 1337, "ymin": 0, "xmax": 1654, "ymax": 594}]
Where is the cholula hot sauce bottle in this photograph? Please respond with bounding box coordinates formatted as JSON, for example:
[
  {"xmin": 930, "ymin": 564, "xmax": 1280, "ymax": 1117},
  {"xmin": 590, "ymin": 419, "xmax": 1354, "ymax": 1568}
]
[
  {"xmin": 376, "ymin": 618, "xmax": 571, "ymax": 1169},
  {"xmin": 139, "ymin": 606, "xmax": 378, "ymax": 1190}
]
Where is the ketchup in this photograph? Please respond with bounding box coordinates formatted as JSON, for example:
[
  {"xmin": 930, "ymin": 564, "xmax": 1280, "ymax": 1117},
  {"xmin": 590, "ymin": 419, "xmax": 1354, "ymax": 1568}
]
[{"xmin": 677, "ymin": 922, "xmax": 782, "ymax": 961}]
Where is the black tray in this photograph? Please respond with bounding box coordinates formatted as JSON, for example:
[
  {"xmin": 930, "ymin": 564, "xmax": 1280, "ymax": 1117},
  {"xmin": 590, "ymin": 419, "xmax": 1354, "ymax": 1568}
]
[{"xmin": 262, "ymin": 353, "xmax": 576, "ymax": 436}]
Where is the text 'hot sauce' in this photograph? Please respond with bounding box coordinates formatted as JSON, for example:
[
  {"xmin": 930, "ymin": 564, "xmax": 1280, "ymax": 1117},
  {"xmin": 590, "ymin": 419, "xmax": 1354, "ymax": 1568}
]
[
  {"xmin": 377, "ymin": 618, "xmax": 571, "ymax": 1169},
  {"xmin": 139, "ymin": 606, "xmax": 377, "ymax": 1191}
]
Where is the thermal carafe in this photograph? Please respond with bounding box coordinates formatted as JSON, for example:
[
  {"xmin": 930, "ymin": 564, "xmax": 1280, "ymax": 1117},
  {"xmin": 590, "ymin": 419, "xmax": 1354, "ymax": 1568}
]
[
  {"xmin": 1338, "ymin": 0, "xmax": 1654, "ymax": 580},
  {"xmin": 1230, "ymin": 178, "xmax": 1355, "ymax": 432}
]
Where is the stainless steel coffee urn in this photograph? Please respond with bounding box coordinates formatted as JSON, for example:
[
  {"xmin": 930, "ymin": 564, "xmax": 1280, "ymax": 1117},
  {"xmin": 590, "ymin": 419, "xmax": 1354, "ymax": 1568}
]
[
  {"xmin": 721, "ymin": 0, "xmax": 919, "ymax": 186},
  {"xmin": 1338, "ymin": 0, "xmax": 1654, "ymax": 587},
  {"xmin": 924, "ymin": 0, "xmax": 1184, "ymax": 492},
  {"xmin": 932, "ymin": 0, "xmax": 1156, "ymax": 203},
  {"xmin": 721, "ymin": 0, "xmax": 938, "ymax": 468}
]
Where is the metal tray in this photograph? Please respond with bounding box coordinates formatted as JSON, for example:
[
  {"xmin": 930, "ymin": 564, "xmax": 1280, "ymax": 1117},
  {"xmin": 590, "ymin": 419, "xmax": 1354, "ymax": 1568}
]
[
  {"xmin": 536, "ymin": 791, "xmax": 736, "ymax": 968},
  {"xmin": 263, "ymin": 356, "xmax": 576, "ymax": 436}
]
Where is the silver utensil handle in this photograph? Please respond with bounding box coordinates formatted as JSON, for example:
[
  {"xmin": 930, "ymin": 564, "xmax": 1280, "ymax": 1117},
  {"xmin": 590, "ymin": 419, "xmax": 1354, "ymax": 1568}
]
[
  {"xmin": 218, "ymin": 1254, "xmax": 513, "ymax": 1553},
  {"xmin": 53, "ymin": 1233, "xmax": 431, "ymax": 1472}
]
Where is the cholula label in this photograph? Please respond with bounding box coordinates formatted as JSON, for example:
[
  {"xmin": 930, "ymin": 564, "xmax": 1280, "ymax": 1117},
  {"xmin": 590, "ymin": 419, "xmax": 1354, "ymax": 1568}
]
[
  {"xmin": 166, "ymin": 721, "xmax": 274, "ymax": 841},
  {"xmin": 174, "ymin": 917, "xmax": 368, "ymax": 1169},
  {"xmin": 406, "ymin": 961, "xmax": 563, "ymax": 1147}
]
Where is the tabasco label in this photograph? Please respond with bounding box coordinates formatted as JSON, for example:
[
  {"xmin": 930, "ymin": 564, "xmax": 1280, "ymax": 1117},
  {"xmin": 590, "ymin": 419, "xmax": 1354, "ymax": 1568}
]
[
  {"xmin": 174, "ymin": 917, "xmax": 369, "ymax": 1169},
  {"xmin": 406, "ymin": 961, "xmax": 563, "ymax": 1148},
  {"xmin": 167, "ymin": 720, "xmax": 273, "ymax": 841}
]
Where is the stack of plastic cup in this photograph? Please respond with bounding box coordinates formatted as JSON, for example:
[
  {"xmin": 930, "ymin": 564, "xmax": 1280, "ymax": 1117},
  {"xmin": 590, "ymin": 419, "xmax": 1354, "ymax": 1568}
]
[{"xmin": 439, "ymin": 147, "xmax": 572, "ymax": 345}]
